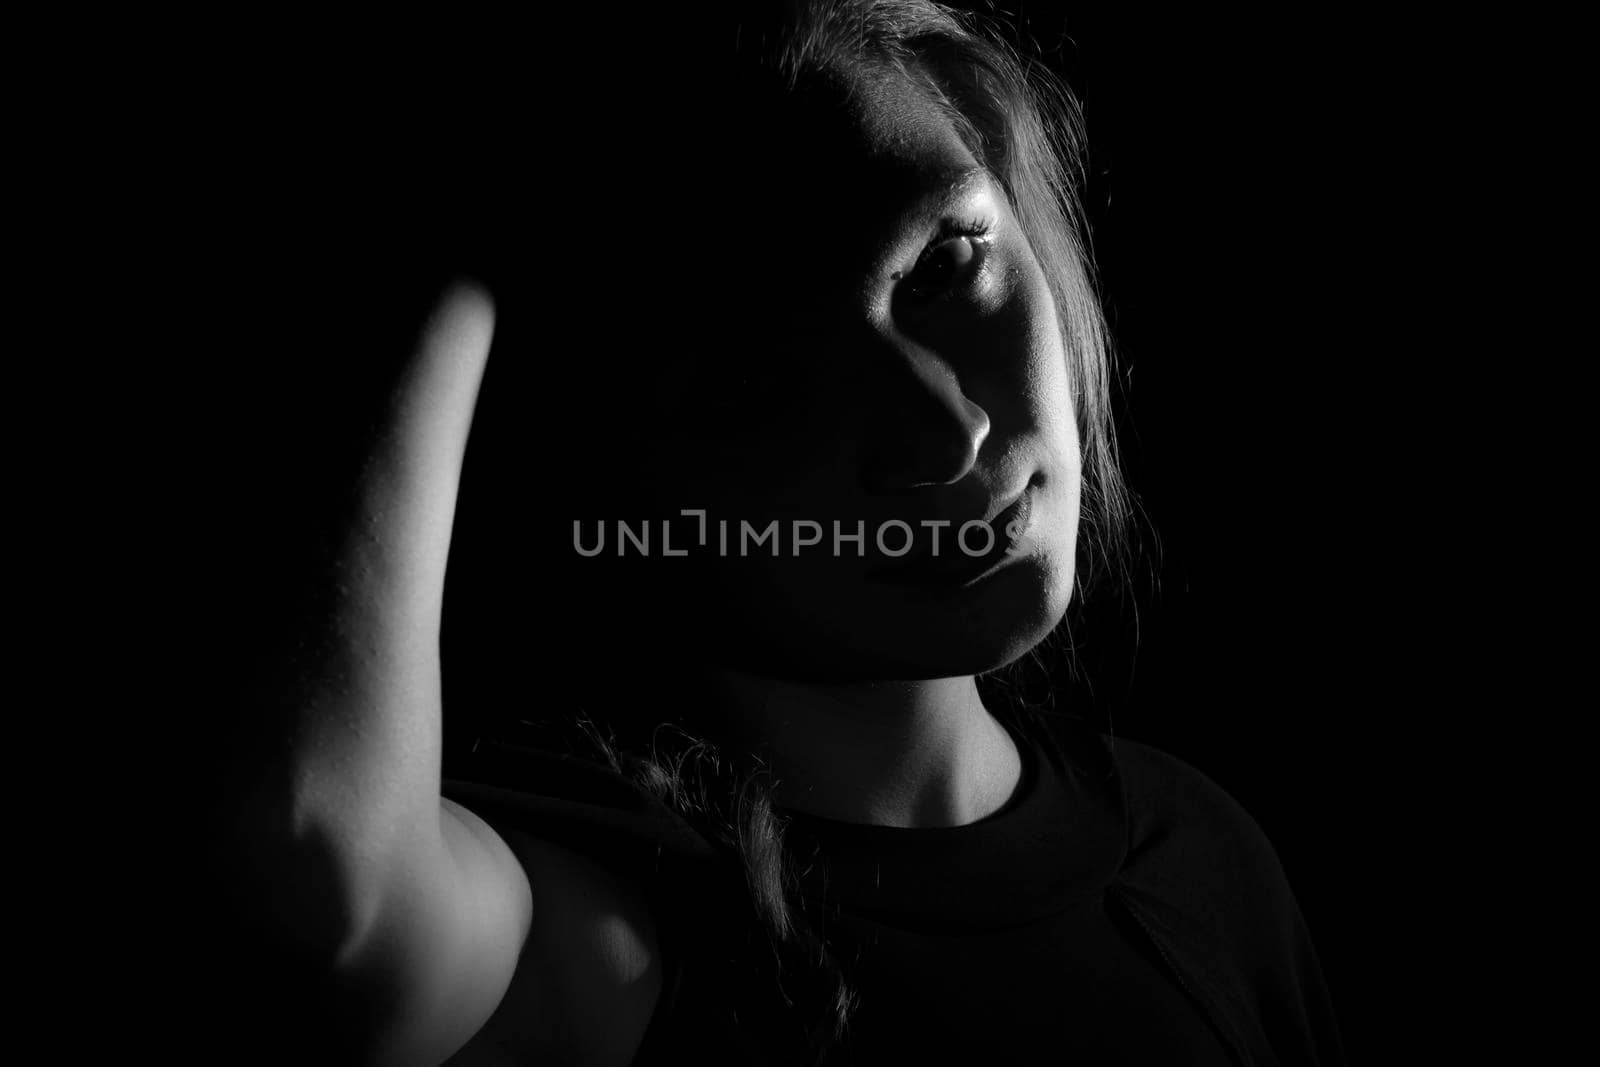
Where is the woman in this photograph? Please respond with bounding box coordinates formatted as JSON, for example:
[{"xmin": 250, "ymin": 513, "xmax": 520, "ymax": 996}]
[{"xmin": 212, "ymin": 2, "xmax": 1344, "ymax": 1063}]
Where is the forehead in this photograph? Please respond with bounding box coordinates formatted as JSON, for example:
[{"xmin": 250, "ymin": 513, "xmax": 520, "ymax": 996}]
[
  {"xmin": 806, "ymin": 64, "xmax": 973, "ymax": 168},
  {"xmin": 522, "ymin": 62, "xmax": 991, "ymax": 358},
  {"xmin": 559, "ymin": 60, "xmax": 984, "ymax": 247},
  {"xmin": 755, "ymin": 64, "xmax": 985, "ymax": 231},
  {"xmin": 683, "ymin": 61, "xmax": 993, "ymax": 319}
]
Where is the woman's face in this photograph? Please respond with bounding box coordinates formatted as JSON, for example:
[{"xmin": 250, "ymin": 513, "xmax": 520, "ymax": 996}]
[{"xmin": 616, "ymin": 65, "xmax": 1082, "ymax": 682}]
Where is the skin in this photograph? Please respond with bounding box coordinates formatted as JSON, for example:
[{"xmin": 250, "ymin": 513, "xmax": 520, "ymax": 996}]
[
  {"xmin": 244, "ymin": 60, "xmax": 1087, "ymax": 1066},
  {"xmin": 638, "ymin": 66, "xmax": 1085, "ymax": 827}
]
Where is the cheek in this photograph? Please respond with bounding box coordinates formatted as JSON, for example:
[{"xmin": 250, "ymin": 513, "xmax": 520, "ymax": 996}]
[
  {"xmin": 1029, "ymin": 350, "xmax": 1078, "ymax": 464},
  {"xmin": 1033, "ymin": 266, "xmax": 1081, "ymax": 438},
  {"xmin": 1047, "ymin": 462, "xmax": 1082, "ymax": 588},
  {"xmin": 1007, "ymin": 266, "xmax": 1081, "ymax": 478},
  {"xmin": 1012, "ymin": 269, "xmax": 1084, "ymax": 597}
]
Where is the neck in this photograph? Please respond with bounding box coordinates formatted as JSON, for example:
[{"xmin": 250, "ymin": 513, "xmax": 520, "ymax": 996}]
[{"xmin": 707, "ymin": 671, "xmax": 1022, "ymax": 828}]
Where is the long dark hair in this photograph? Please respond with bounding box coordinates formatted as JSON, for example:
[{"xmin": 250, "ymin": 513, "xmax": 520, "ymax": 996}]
[{"xmin": 447, "ymin": 1, "xmax": 1130, "ymax": 1061}]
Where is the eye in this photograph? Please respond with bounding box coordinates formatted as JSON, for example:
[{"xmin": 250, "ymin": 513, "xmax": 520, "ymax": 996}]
[{"xmin": 899, "ymin": 220, "xmax": 994, "ymax": 300}]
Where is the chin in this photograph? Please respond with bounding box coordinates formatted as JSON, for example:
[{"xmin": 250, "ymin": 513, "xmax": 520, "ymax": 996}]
[
  {"xmin": 725, "ymin": 549, "xmax": 1076, "ymax": 683},
  {"xmin": 935, "ymin": 551, "xmax": 1075, "ymax": 675}
]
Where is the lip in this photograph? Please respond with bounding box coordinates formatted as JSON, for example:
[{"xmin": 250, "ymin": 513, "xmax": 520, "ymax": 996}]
[{"xmin": 869, "ymin": 487, "xmax": 1035, "ymax": 590}]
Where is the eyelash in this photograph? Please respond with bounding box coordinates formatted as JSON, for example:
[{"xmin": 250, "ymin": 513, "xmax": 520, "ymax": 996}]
[
  {"xmin": 933, "ymin": 217, "xmax": 995, "ymax": 243},
  {"xmin": 900, "ymin": 217, "xmax": 996, "ymax": 297}
]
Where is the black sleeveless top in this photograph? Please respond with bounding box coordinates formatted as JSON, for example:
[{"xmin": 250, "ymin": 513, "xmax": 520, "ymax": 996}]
[{"xmin": 443, "ymin": 713, "xmax": 1345, "ymax": 1066}]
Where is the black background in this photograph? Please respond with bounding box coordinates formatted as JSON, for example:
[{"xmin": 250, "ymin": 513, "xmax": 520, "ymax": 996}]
[
  {"xmin": 988, "ymin": 6, "xmax": 1437, "ymax": 1054},
  {"xmin": 68, "ymin": 4, "xmax": 1452, "ymax": 1057}
]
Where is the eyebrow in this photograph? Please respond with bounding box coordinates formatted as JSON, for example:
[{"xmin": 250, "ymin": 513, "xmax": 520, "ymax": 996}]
[{"xmin": 902, "ymin": 164, "xmax": 993, "ymax": 222}]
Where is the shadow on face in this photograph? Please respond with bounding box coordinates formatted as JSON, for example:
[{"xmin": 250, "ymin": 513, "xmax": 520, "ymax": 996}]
[{"xmin": 454, "ymin": 21, "xmax": 1084, "ymax": 691}]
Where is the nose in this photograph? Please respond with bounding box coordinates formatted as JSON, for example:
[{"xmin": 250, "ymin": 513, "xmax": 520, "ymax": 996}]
[{"xmin": 859, "ymin": 340, "xmax": 991, "ymax": 492}]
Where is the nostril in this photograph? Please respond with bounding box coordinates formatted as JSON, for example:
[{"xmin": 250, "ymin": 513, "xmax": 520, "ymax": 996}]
[
  {"xmin": 855, "ymin": 330, "xmax": 991, "ymax": 491},
  {"xmin": 861, "ymin": 394, "xmax": 990, "ymax": 491}
]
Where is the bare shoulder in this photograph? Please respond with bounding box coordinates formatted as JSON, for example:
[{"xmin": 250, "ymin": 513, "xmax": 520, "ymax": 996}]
[{"xmin": 445, "ymin": 813, "xmax": 665, "ymax": 1067}]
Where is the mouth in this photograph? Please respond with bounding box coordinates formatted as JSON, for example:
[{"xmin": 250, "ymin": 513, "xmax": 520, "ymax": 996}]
[{"xmin": 868, "ymin": 487, "xmax": 1035, "ymax": 590}]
